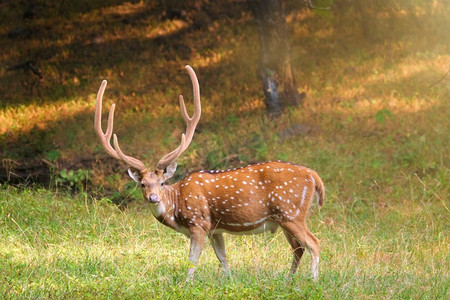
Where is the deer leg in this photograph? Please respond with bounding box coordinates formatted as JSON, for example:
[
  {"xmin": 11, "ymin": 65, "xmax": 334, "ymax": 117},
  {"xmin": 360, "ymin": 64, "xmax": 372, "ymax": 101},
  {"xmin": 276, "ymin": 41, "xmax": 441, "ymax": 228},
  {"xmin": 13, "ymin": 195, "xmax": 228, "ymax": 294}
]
[
  {"xmin": 305, "ymin": 228, "xmax": 320, "ymax": 280},
  {"xmin": 280, "ymin": 221, "xmax": 320, "ymax": 280},
  {"xmin": 186, "ymin": 226, "xmax": 206, "ymax": 281},
  {"xmin": 209, "ymin": 233, "xmax": 231, "ymax": 276},
  {"xmin": 282, "ymin": 229, "xmax": 305, "ymax": 274}
]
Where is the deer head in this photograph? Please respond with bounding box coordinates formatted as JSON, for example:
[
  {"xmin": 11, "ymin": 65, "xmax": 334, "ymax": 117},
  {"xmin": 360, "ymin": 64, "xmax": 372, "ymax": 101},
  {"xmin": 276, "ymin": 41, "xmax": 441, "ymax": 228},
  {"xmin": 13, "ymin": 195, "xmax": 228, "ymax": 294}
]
[{"xmin": 94, "ymin": 65, "xmax": 200, "ymax": 204}]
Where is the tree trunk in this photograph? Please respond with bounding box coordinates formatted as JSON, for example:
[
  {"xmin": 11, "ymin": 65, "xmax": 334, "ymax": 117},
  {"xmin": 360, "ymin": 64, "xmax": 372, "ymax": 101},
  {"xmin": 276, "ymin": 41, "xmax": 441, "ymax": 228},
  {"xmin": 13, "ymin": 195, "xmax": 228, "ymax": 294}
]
[{"xmin": 249, "ymin": 0, "xmax": 305, "ymax": 116}]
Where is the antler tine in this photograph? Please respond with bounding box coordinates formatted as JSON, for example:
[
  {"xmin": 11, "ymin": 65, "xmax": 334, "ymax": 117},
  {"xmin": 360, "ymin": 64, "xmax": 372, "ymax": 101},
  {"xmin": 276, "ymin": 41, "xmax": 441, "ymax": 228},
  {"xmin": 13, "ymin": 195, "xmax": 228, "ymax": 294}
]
[
  {"xmin": 113, "ymin": 134, "xmax": 147, "ymax": 172},
  {"xmin": 95, "ymin": 80, "xmax": 148, "ymax": 173},
  {"xmin": 179, "ymin": 66, "xmax": 201, "ymax": 148},
  {"xmin": 155, "ymin": 134, "xmax": 187, "ymax": 171},
  {"xmin": 156, "ymin": 65, "xmax": 201, "ymax": 171},
  {"xmin": 94, "ymin": 80, "xmax": 121, "ymax": 160}
]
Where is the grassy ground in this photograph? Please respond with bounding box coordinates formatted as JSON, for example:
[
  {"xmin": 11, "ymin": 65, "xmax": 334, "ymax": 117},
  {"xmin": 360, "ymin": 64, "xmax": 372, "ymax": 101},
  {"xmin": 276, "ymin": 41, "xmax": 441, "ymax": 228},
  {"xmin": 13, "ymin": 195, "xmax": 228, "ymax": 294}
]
[
  {"xmin": 0, "ymin": 0, "xmax": 449, "ymax": 298},
  {"xmin": 0, "ymin": 184, "xmax": 448, "ymax": 298}
]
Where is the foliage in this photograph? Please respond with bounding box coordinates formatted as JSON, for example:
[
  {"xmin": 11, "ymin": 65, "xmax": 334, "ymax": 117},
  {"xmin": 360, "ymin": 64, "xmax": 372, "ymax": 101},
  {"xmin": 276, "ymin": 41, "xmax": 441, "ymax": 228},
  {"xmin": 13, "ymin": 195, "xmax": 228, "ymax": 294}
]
[
  {"xmin": 374, "ymin": 109, "xmax": 393, "ymax": 123},
  {"xmin": 44, "ymin": 149, "xmax": 61, "ymax": 163},
  {"xmin": 108, "ymin": 181, "xmax": 142, "ymax": 206},
  {"xmin": 56, "ymin": 168, "xmax": 91, "ymax": 191}
]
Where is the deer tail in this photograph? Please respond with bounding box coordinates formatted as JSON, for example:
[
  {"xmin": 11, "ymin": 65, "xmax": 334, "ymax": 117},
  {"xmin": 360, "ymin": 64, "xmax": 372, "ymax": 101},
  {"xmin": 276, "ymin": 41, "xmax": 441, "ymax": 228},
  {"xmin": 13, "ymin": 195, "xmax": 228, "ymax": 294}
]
[{"xmin": 311, "ymin": 171, "xmax": 325, "ymax": 207}]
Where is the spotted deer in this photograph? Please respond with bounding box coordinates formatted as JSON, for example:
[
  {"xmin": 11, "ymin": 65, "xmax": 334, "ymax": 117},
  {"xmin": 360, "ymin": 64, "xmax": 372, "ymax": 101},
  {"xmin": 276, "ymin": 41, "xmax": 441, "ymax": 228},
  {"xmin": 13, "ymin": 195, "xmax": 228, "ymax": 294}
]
[{"xmin": 94, "ymin": 65, "xmax": 325, "ymax": 280}]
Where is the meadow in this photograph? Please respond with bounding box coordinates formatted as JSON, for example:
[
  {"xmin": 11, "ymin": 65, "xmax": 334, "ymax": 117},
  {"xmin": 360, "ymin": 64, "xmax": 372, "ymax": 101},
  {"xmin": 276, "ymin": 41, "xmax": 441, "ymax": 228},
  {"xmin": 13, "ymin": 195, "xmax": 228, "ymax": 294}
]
[{"xmin": 0, "ymin": 1, "xmax": 449, "ymax": 298}]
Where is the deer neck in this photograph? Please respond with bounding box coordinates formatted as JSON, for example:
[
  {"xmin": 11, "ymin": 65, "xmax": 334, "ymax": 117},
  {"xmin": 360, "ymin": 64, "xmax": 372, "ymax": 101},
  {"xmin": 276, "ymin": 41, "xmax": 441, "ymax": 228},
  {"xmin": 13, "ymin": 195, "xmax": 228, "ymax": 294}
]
[{"xmin": 149, "ymin": 183, "xmax": 180, "ymax": 231}]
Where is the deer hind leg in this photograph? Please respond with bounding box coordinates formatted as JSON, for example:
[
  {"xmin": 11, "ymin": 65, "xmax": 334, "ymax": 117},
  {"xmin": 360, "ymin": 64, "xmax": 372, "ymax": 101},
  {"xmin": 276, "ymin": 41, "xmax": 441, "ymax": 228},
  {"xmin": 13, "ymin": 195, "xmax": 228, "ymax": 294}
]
[
  {"xmin": 186, "ymin": 226, "xmax": 207, "ymax": 281},
  {"xmin": 209, "ymin": 233, "xmax": 231, "ymax": 276},
  {"xmin": 282, "ymin": 229, "xmax": 305, "ymax": 274},
  {"xmin": 280, "ymin": 221, "xmax": 320, "ymax": 280}
]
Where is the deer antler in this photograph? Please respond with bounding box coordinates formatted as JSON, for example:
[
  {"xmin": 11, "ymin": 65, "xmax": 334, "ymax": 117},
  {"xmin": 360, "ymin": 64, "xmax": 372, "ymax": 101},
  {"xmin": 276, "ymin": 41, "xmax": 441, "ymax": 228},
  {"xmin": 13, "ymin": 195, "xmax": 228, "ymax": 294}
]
[
  {"xmin": 156, "ymin": 65, "xmax": 201, "ymax": 171},
  {"xmin": 94, "ymin": 80, "xmax": 147, "ymax": 173}
]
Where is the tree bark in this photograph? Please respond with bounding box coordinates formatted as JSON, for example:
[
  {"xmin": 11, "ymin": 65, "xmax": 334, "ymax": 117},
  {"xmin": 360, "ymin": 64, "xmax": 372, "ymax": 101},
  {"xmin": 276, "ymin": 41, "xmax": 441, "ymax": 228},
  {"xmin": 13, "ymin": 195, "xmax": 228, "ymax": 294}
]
[{"xmin": 249, "ymin": 0, "xmax": 305, "ymax": 116}]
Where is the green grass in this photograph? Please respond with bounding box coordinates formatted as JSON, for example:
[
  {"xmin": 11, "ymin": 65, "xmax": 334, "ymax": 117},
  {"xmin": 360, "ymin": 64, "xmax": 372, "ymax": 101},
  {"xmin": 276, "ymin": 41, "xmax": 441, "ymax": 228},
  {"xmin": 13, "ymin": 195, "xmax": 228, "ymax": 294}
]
[
  {"xmin": 1, "ymin": 0, "xmax": 449, "ymax": 298},
  {"xmin": 1, "ymin": 176, "xmax": 448, "ymax": 298}
]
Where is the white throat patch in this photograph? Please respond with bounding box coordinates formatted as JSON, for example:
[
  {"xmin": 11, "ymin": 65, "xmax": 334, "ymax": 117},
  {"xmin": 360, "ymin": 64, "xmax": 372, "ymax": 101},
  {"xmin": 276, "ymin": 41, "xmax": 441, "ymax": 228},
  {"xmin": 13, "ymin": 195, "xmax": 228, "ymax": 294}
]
[{"xmin": 149, "ymin": 201, "xmax": 166, "ymax": 218}]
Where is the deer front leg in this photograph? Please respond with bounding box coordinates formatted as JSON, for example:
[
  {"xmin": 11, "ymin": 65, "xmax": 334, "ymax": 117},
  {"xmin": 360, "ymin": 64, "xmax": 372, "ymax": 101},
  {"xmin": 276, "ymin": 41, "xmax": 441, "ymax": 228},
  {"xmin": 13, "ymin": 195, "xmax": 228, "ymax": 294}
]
[
  {"xmin": 209, "ymin": 233, "xmax": 231, "ymax": 276},
  {"xmin": 186, "ymin": 226, "xmax": 207, "ymax": 281}
]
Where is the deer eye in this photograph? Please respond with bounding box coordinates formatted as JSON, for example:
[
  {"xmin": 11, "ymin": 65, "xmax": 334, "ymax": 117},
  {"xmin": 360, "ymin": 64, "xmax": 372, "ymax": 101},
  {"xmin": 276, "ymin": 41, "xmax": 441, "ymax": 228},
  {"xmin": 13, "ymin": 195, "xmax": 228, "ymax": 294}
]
[{"xmin": 141, "ymin": 183, "xmax": 145, "ymax": 188}]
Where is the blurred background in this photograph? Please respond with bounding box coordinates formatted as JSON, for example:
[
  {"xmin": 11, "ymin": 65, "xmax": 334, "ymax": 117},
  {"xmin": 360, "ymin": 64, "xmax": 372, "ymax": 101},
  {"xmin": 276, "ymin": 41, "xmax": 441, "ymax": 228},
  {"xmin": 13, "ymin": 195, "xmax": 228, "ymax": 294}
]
[{"xmin": 1, "ymin": 0, "xmax": 448, "ymax": 201}]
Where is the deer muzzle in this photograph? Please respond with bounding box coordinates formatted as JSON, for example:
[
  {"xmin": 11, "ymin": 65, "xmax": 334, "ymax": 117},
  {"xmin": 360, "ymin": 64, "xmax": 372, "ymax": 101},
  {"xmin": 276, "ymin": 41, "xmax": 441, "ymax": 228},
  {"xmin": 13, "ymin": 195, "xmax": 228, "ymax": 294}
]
[{"xmin": 148, "ymin": 193, "xmax": 160, "ymax": 203}]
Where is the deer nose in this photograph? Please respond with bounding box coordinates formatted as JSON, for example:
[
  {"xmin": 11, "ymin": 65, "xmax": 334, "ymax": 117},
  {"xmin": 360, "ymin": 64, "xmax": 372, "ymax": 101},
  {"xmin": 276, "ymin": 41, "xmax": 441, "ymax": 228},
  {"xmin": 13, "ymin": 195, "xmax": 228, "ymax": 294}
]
[{"xmin": 148, "ymin": 193, "xmax": 160, "ymax": 203}]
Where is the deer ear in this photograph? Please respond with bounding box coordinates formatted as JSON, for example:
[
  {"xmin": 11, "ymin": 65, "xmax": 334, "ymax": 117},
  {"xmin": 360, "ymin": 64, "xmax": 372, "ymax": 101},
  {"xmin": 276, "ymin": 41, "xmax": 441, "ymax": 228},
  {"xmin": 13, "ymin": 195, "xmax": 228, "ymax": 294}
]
[
  {"xmin": 127, "ymin": 168, "xmax": 141, "ymax": 183},
  {"xmin": 163, "ymin": 162, "xmax": 177, "ymax": 180}
]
